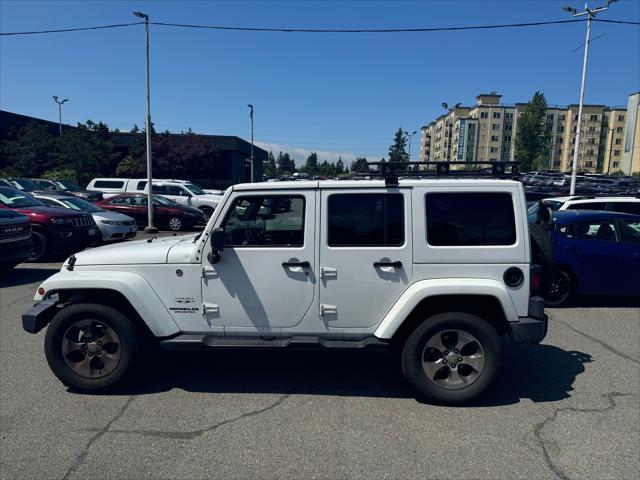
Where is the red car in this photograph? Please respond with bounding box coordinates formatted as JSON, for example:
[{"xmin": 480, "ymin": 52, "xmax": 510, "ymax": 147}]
[
  {"xmin": 96, "ymin": 194, "xmax": 205, "ymax": 231},
  {"xmin": 0, "ymin": 186, "xmax": 100, "ymax": 262}
]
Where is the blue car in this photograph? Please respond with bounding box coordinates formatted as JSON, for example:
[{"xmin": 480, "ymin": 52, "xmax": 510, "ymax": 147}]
[{"xmin": 545, "ymin": 210, "xmax": 640, "ymax": 306}]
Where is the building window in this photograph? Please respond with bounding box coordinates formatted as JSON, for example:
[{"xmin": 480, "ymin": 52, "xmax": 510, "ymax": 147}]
[
  {"xmin": 588, "ymin": 138, "xmax": 596, "ymax": 144},
  {"xmin": 589, "ymin": 114, "xmax": 598, "ymax": 121},
  {"xmin": 617, "ymin": 126, "xmax": 624, "ymax": 133},
  {"xmin": 504, "ymin": 135, "xmax": 512, "ymax": 142},
  {"xmin": 573, "ymin": 114, "xmax": 579, "ymax": 121},
  {"xmin": 588, "ymin": 126, "xmax": 597, "ymax": 132},
  {"xmin": 556, "ymin": 137, "xmax": 563, "ymax": 144},
  {"xmin": 490, "ymin": 147, "xmax": 498, "ymax": 153},
  {"xmin": 571, "ymin": 149, "xmax": 575, "ymax": 155},
  {"xmin": 546, "ymin": 114, "xmax": 554, "ymax": 121},
  {"xmin": 587, "ymin": 150, "xmax": 595, "ymax": 156},
  {"xmin": 618, "ymin": 115, "xmax": 625, "ymax": 122},
  {"xmin": 505, "ymin": 124, "xmax": 512, "ymax": 131},
  {"xmin": 559, "ymin": 115, "xmax": 566, "ymax": 121},
  {"xmin": 571, "ymin": 137, "xmax": 576, "ymax": 144},
  {"xmin": 613, "ymin": 162, "xmax": 619, "ymax": 168},
  {"xmin": 558, "ymin": 126, "xmax": 565, "ymax": 133},
  {"xmin": 493, "ymin": 112, "xmax": 501, "ymax": 119},
  {"xmin": 615, "ymin": 138, "xmax": 622, "ymax": 145},
  {"xmin": 491, "ymin": 135, "xmax": 499, "ymax": 142},
  {"xmin": 492, "ymin": 123, "xmax": 500, "ymax": 130},
  {"xmin": 614, "ymin": 150, "xmax": 621, "ymax": 156},
  {"xmin": 480, "ymin": 112, "xmax": 488, "ymax": 119},
  {"xmin": 505, "ymin": 112, "xmax": 514, "ymax": 119}
]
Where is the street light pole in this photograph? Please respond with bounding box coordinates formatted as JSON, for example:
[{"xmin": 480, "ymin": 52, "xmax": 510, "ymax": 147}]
[
  {"xmin": 133, "ymin": 11, "xmax": 156, "ymax": 233},
  {"xmin": 52, "ymin": 96, "xmax": 68, "ymax": 137},
  {"xmin": 247, "ymin": 104, "xmax": 254, "ymax": 182},
  {"xmin": 563, "ymin": 0, "xmax": 617, "ymax": 195}
]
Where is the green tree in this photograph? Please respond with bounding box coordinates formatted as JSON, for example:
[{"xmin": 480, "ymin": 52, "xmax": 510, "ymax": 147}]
[
  {"xmin": 264, "ymin": 151, "xmax": 277, "ymax": 177},
  {"xmin": 0, "ymin": 121, "xmax": 57, "ymax": 177},
  {"xmin": 335, "ymin": 157, "xmax": 344, "ymax": 175},
  {"xmin": 350, "ymin": 157, "xmax": 369, "ymax": 173},
  {"xmin": 305, "ymin": 152, "xmax": 319, "ymax": 175},
  {"xmin": 514, "ymin": 91, "xmax": 551, "ymax": 172},
  {"xmin": 388, "ymin": 128, "xmax": 409, "ymax": 164},
  {"xmin": 276, "ymin": 152, "xmax": 295, "ymax": 175}
]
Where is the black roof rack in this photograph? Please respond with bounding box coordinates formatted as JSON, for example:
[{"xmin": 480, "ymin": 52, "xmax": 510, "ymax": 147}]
[{"xmin": 359, "ymin": 161, "xmax": 519, "ymax": 187}]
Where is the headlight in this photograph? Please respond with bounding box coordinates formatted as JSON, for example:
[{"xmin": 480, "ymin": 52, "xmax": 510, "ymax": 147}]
[
  {"xmin": 100, "ymin": 220, "xmax": 126, "ymax": 225},
  {"xmin": 50, "ymin": 217, "xmax": 71, "ymax": 224}
]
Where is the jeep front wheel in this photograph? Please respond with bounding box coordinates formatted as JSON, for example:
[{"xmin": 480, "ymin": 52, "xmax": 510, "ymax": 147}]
[
  {"xmin": 402, "ymin": 312, "xmax": 501, "ymax": 405},
  {"xmin": 44, "ymin": 303, "xmax": 139, "ymax": 392}
]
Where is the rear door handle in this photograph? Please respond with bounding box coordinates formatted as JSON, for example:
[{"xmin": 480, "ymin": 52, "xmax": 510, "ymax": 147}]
[
  {"xmin": 373, "ymin": 261, "xmax": 402, "ymax": 268},
  {"xmin": 282, "ymin": 261, "xmax": 310, "ymax": 274}
]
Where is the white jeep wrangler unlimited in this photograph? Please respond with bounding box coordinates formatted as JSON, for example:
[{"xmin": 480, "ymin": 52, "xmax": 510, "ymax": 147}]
[{"xmin": 23, "ymin": 176, "xmax": 550, "ymax": 405}]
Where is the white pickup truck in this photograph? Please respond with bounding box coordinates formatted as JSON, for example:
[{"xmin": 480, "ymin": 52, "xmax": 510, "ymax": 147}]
[{"xmin": 24, "ymin": 176, "xmax": 551, "ymax": 405}]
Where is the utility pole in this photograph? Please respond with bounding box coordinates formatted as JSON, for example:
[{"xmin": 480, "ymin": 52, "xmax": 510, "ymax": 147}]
[
  {"xmin": 563, "ymin": 0, "xmax": 617, "ymax": 194},
  {"xmin": 52, "ymin": 96, "xmax": 68, "ymax": 137},
  {"xmin": 133, "ymin": 11, "xmax": 156, "ymax": 232},
  {"xmin": 247, "ymin": 104, "xmax": 254, "ymax": 182}
]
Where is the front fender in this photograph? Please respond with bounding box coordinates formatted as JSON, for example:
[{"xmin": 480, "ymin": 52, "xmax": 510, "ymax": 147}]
[
  {"xmin": 33, "ymin": 270, "xmax": 180, "ymax": 337},
  {"xmin": 374, "ymin": 278, "xmax": 519, "ymax": 339}
]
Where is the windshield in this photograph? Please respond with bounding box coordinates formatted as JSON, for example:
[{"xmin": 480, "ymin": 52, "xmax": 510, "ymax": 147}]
[
  {"xmin": 185, "ymin": 183, "xmax": 206, "ymax": 195},
  {"xmin": 10, "ymin": 178, "xmax": 39, "ymax": 191},
  {"xmin": 0, "ymin": 187, "xmax": 45, "ymax": 207},
  {"xmin": 57, "ymin": 197, "xmax": 102, "ymax": 213},
  {"xmin": 53, "ymin": 180, "xmax": 81, "ymax": 191},
  {"xmin": 153, "ymin": 195, "xmax": 178, "ymax": 206}
]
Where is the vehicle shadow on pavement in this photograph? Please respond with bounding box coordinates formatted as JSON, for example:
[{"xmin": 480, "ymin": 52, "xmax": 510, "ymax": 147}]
[
  {"xmin": 89, "ymin": 343, "xmax": 592, "ymax": 407},
  {"xmin": 0, "ymin": 267, "xmax": 59, "ymax": 288}
]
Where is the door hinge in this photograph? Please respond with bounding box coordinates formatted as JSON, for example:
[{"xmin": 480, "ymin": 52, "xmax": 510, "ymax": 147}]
[
  {"xmin": 202, "ymin": 303, "xmax": 220, "ymax": 315},
  {"xmin": 320, "ymin": 304, "xmax": 337, "ymax": 316},
  {"xmin": 320, "ymin": 267, "xmax": 338, "ymax": 280},
  {"xmin": 202, "ymin": 266, "xmax": 218, "ymax": 278}
]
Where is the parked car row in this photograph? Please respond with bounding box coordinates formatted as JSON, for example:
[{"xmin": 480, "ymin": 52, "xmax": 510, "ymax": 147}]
[{"xmin": 521, "ymin": 172, "xmax": 639, "ymax": 199}]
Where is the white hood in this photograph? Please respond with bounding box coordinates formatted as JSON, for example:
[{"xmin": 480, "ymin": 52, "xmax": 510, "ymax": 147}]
[{"xmin": 69, "ymin": 235, "xmax": 193, "ymax": 266}]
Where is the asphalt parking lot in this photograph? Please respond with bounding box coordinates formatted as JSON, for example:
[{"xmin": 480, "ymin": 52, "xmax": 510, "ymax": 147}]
[{"xmin": 1, "ymin": 244, "xmax": 638, "ymax": 479}]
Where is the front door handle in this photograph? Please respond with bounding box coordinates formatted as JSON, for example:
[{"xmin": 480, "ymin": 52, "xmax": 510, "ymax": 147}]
[
  {"xmin": 282, "ymin": 261, "xmax": 310, "ymax": 275},
  {"xmin": 373, "ymin": 261, "xmax": 402, "ymax": 269}
]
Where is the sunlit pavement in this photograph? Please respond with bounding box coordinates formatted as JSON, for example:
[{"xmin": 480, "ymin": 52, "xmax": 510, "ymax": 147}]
[{"xmin": 1, "ymin": 252, "xmax": 638, "ymax": 479}]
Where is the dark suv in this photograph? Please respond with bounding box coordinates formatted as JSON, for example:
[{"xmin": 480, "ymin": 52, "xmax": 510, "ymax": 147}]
[
  {"xmin": 0, "ymin": 186, "xmax": 99, "ymax": 261},
  {"xmin": 0, "ymin": 209, "xmax": 32, "ymax": 271}
]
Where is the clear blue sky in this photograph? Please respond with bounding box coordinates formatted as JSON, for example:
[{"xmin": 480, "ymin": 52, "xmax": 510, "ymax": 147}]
[{"xmin": 1, "ymin": 0, "xmax": 639, "ymax": 165}]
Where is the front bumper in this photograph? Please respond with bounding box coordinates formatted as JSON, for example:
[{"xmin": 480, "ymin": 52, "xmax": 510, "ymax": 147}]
[
  {"xmin": 97, "ymin": 223, "xmax": 138, "ymax": 241},
  {"xmin": 22, "ymin": 299, "xmax": 59, "ymax": 334},
  {"xmin": 508, "ymin": 296, "xmax": 548, "ymax": 344},
  {"xmin": 0, "ymin": 237, "xmax": 32, "ymax": 265},
  {"xmin": 51, "ymin": 227, "xmax": 100, "ymax": 251}
]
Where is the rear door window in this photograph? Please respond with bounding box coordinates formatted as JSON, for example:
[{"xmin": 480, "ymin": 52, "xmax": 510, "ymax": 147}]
[
  {"xmin": 573, "ymin": 220, "xmax": 618, "ymax": 242},
  {"xmin": 426, "ymin": 192, "xmax": 516, "ymax": 246},
  {"xmin": 94, "ymin": 180, "xmax": 124, "ymax": 189},
  {"xmin": 327, "ymin": 193, "xmax": 404, "ymax": 247},
  {"xmin": 618, "ymin": 219, "xmax": 640, "ymax": 244},
  {"xmin": 609, "ymin": 202, "xmax": 640, "ymax": 216},
  {"xmin": 567, "ymin": 202, "xmax": 607, "ymax": 211}
]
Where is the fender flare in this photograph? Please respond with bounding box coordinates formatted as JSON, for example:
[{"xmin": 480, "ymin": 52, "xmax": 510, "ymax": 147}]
[
  {"xmin": 34, "ymin": 270, "xmax": 180, "ymax": 337},
  {"xmin": 374, "ymin": 278, "xmax": 519, "ymax": 339}
]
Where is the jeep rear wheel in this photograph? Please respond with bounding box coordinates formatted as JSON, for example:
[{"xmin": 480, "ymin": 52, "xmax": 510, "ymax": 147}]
[
  {"xmin": 44, "ymin": 303, "xmax": 139, "ymax": 391},
  {"xmin": 402, "ymin": 312, "xmax": 501, "ymax": 405},
  {"xmin": 28, "ymin": 231, "xmax": 48, "ymax": 262}
]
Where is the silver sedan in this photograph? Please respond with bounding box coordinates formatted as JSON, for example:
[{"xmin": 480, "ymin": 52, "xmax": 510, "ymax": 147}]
[{"xmin": 33, "ymin": 193, "xmax": 137, "ymax": 243}]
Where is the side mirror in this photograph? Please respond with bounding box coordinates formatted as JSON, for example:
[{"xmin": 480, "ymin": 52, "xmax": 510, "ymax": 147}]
[
  {"xmin": 536, "ymin": 202, "xmax": 554, "ymax": 229},
  {"xmin": 211, "ymin": 227, "xmax": 224, "ymax": 252}
]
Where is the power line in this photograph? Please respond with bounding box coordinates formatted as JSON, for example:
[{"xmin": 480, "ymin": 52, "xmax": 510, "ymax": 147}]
[
  {"xmin": 1, "ymin": 17, "xmax": 638, "ymax": 37},
  {"xmin": 0, "ymin": 22, "xmax": 143, "ymax": 36},
  {"xmin": 150, "ymin": 19, "xmax": 588, "ymax": 33}
]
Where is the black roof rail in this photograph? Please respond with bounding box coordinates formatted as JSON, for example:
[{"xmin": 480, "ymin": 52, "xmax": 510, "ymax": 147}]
[{"xmin": 358, "ymin": 161, "xmax": 520, "ymax": 187}]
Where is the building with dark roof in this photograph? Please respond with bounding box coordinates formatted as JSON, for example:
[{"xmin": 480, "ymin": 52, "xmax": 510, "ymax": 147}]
[{"xmin": 0, "ymin": 110, "xmax": 266, "ymax": 188}]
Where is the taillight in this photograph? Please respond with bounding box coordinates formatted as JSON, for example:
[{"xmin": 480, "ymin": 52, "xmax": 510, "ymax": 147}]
[{"xmin": 531, "ymin": 265, "xmax": 541, "ymax": 294}]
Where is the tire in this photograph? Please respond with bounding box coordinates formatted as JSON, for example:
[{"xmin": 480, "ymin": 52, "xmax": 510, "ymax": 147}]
[
  {"xmin": 44, "ymin": 303, "xmax": 140, "ymax": 392},
  {"xmin": 529, "ymin": 222, "xmax": 555, "ymax": 296},
  {"xmin": 545, "ymin": 268, "xmax": 574, "ymax": 307},
  {"xmin": 167, "ymin": 216, "xmax": 183, "ymax": 231},
  {"xmin": 401, "ymin": 312, "xmax": 501, "ymax": 405},
  {"xmin": 199, "ymin": 206, "xmax": 213, "ymax": 220},
  {"xmin": 28, "ymin": 231, "xmax": 48, "ymax": 262}
]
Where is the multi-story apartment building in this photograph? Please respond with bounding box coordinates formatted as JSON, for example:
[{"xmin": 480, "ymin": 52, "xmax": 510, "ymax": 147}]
[{"xmin": 420, "ymin": 92, "xmax": 640, "ymax": 174}]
